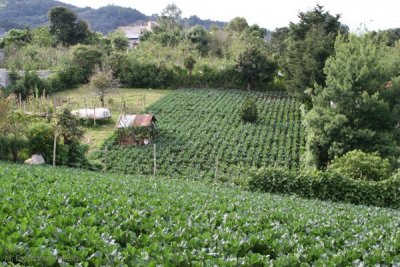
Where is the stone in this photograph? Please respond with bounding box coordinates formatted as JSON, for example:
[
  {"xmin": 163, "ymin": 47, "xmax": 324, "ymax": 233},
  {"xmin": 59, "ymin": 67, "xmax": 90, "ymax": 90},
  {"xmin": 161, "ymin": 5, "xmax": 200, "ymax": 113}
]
[{"xmin": 24, "ymin": 154, "xmax": 45, "ymax": 165}]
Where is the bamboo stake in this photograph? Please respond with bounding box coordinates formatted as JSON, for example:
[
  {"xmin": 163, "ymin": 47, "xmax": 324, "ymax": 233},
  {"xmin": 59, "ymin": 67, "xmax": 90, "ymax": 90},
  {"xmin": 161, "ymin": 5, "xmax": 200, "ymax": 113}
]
[
  {"xmin": 153, "ymin": 144, "xmax": 157, "ymax": 177},
  {"xmin": 53, "ymin": 130, "xmax": 57, "ymax": 167}
]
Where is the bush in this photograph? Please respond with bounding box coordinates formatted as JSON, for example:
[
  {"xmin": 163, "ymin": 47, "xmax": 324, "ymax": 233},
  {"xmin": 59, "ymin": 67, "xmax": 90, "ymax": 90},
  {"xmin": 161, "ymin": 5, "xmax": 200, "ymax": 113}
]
[
  {"xmin": 0, "ymin": 134, "xmax": 29, "ymax": 162},
  {"xmin": 27, "ymin": 122, "xmax": 55, "ymax": 164},
  {"xmin": 247, "ymin": 167, "xmax": 400, "ymax": 209},
  {"xmin": 240, "ymin": 98, "xmax": 258, "ymax": 122},
  {"xmin": 5, "ymin": 70, "xmax": 50, "ymax": 99},
  {"xmin": 327, "ymin": 150, "xmax": 391, "ymax": 181}
]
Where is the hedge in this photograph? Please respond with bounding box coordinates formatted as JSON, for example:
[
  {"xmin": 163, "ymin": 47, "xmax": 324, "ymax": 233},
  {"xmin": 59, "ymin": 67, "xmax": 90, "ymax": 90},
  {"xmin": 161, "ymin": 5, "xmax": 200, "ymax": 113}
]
[{"xmin": 247, "ymin": 167, "xmax": 400, "ymax": 209}]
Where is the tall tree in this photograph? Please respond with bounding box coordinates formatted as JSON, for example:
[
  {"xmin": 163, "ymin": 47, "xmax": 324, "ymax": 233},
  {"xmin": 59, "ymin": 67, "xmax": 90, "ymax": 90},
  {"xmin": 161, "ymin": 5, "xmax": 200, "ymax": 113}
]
[
  {"xmin": 304, "ymin": 33, "xmax": 400, "ymax": 169},
  {"xmin": 49, "ymin": 6, "xmax": 91, "ymax": 46},
  {"xmin": 235, "ymin": 43, "xmax": 276, "ymax": 90},
  {"xmin": 281, "ymin": 5, "xmax": 348, "ymax": 106}
]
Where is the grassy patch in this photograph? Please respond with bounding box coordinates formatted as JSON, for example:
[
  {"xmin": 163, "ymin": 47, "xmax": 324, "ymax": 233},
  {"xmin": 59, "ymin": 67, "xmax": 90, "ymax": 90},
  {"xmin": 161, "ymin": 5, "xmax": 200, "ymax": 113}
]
[{"xmin": 53, "ymin": 87, "xmax": 171, "ymax": 151}]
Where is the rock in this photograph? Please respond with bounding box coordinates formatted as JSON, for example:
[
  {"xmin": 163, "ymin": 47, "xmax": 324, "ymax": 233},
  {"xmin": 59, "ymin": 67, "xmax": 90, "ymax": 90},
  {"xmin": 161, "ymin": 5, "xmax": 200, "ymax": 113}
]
[{"xmin": 24, "ymin": 154, "xmax": 45, "ymax": 165}]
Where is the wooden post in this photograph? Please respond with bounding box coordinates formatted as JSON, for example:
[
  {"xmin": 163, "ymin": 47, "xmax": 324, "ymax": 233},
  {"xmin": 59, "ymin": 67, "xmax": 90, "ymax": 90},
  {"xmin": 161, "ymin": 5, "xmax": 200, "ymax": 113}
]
[
  {"xmin": 153, "ymin": 144, "xmax": 157, "ymax": 177},
  {"xmin": 52, "ymin": 97, "xmax": 56, "ymax": 115},
  {"xmin": 19, "ymin": 94, "xmax": 22, "ymax": 109},
  {"xmin": 93, "ymin": 106, "xmax": 96, "ymax": 126},
  {"xmin": 46, "ymin": 95, "xmax": 50, "ymax": 122},
  {"xmin": 104, "ymin": 145, "xmax": 108, "ymax": 172},
  {"xmin": 53, "ymin": 129, "xmax": 57, "ymax": 167},
  {"xmin": 214, "ymin": 158, "xmax": 219, "ymax": 180}
]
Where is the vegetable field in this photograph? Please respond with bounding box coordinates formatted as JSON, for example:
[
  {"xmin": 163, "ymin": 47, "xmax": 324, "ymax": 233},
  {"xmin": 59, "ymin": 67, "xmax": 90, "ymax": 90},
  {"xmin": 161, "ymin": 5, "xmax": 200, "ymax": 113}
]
[
  {"xmin": 1, "ymin": 163, "xmax": 400, "ymax": 266},
  {"xmin": 99, "ymin": 89, "xmax": 304, "ymax": 178}
]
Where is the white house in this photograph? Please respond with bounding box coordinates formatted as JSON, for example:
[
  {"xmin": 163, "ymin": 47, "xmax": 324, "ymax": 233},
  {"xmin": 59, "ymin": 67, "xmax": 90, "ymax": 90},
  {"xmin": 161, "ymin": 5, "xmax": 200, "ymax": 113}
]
[{"xmin": 118, "ymin": 21, "xmax": 157, "ymax": 49}]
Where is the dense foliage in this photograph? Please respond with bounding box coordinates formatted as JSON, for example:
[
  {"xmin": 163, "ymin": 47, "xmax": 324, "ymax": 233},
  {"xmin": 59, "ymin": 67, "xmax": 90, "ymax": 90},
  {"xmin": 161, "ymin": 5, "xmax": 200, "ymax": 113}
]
[
  {"xmin": 304, "ymin": 33, "xmax": 400, "ymax": 169},
  {"xmin": 96, "ymin": 89, "xmax": 303, "ymax": 178},
  {"xmin": 327, "ymin": 150, "xmax": 391, "ymax": 181},
  {"xmin": 0, "ymin": 0, "xmax": 224, "ymax": 34},
  {"xmin": 247, "ymin": 167, "xmax": 400, "ymax": 209},
  {"xmin": 1, "ymin": 163, "xmax": 400, "ymax": 265},
  {"xmin": 240, "ymin": 98, "xmax": 258, "ymax": 122},
  {"xmin": 280, "ymin": 5, "xmax": 348, "ymax": 105}
]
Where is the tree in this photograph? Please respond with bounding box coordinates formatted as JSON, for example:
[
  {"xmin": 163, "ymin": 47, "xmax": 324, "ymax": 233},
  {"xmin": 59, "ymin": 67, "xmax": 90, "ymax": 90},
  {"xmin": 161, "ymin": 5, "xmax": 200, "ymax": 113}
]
[
  {"xmin": 109, "ymin": 30, "xmax": 129, "ymax": 51},
  {"xmin": 227, "ymin": 17, "xmax": 249, "ymax": 34},
  {"xmin": 304, "ymin": 33, "xmax": 400, "ymax": 169},
  {"xmin": 281, "ymin": 5, "xmax": 348, "ymax": 106},
  {"xmin": 184, "ymin": 55, "xmax": 196, "ymax": 79},
  {"xmin": 90, "ymin": 68, "xmax": 120, "ymax": 107},
  {"xmin": 186, "ymin": 25, "xmax": 210, "ymax": 56},
  {"xmin": 0, "ymin": 95, "xmax": 28, "ymax": 162},
  {"xmin": 1, "ymin": 28, "xmax": 32, "ymax": 48},
  {"xmin": 49, "ymin": 7, "xmax": 91, "ymax": 46},
  {"xmin": 53, "ymin": 107, "xmax": 89, "ymax": 168},
  {"xmin": 158, "ymin": 3, "xmax": 182, "ymax": 31},
  {"xmin": 235, "ymin": 43, "xmax": 276, "ymax": 90}
]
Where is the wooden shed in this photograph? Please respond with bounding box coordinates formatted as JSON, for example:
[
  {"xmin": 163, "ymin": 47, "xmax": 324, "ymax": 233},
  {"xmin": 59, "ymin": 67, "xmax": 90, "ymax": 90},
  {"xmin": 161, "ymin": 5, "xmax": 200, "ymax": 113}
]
[{"xmin": 115, "ymin": 114, "xmax": 157, "ymax": 145}]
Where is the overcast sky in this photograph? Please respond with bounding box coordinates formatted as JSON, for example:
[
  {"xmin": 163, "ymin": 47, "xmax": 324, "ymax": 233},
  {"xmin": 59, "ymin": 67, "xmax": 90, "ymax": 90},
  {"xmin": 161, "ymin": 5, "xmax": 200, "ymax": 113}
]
[{"xmin": 60, "ymin": 0, "xmax": 400, "ymax": 32}]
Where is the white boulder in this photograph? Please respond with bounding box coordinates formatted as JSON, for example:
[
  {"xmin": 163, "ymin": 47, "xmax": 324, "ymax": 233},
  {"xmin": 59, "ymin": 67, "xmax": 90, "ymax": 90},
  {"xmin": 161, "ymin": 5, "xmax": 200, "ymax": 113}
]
[{"xmin": 24, "ymin": 154, "xmax": 45, "ymax": 165}]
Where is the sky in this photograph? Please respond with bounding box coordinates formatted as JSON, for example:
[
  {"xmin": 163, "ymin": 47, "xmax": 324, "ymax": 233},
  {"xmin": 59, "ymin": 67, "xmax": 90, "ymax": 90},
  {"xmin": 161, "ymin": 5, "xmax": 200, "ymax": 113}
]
[{"xmin": 60, "ymin": 0, "xmax": 400, "ymax": 32}]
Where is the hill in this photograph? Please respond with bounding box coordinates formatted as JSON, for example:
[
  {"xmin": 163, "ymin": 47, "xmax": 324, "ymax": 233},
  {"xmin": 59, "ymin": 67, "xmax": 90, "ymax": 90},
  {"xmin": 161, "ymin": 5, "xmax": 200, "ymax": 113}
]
[
  {"xmin": 0, "ymin": 0, "xmax": 226, "ymax": 34},
  {"xmin": 1, "ymin": 162, "xmax": 399, "ymax": 265},
  {"xmin": 96, "ymin": 89, "xmax": 304, "ymax": 179}
]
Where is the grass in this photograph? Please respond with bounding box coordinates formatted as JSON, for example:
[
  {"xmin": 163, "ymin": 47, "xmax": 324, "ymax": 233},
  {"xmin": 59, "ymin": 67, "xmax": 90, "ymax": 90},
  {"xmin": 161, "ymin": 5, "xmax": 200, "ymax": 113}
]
[{"xmin": 52, "ymin": 86, "xmax": 171, "ymax": 151}]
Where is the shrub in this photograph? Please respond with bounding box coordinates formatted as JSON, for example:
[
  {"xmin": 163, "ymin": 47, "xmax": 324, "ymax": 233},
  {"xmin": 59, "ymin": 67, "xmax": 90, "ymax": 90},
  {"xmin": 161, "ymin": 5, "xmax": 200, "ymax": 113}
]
[
  {"xmin": 246, "ymin": 167, "xmax": 400, "ymax": 209},
  {"xmin": 27, "ymin": 122, "xmax": 55, "ymax": 164},
  {"xmin": 240, "ymin": 98, "xmax": 258, "ymax": 122},
  {"xmin": 327, "ymin": 150, "xmax": 391, "ymax": 181}
]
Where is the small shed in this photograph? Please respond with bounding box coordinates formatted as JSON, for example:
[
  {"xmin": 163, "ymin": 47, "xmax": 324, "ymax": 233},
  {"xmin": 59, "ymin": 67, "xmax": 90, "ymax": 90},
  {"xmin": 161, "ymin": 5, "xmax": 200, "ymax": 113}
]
[{"xmin": 115, "ymin": 114, "xmax": 157, "ymax": 145}]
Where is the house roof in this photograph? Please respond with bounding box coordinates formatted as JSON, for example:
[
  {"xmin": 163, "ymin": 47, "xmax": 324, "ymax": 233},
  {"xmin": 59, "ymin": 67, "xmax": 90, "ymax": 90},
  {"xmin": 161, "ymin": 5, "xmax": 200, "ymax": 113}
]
[
  {"xmin": 115, "ymin": 114, "xmax": 156, "ymax": 128},
  {"xmin": 118, "ymin": 21, "xmax": 157, "ymax": 40}
]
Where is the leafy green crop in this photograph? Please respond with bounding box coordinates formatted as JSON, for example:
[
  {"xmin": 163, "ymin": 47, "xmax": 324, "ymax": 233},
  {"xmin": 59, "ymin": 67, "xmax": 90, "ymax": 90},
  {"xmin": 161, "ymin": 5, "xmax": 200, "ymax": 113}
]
[
  {"xmin": 1, "ymin": 163, "xmax": 400, "ymax": 266},
  {"xmin": 97, "ymin": 89, "xmax": 304, "ymax": 179}
]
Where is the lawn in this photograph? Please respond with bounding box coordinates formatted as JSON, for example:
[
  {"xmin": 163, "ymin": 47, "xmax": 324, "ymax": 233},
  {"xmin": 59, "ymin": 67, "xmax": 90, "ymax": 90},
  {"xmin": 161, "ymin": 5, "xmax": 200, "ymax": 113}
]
[{"xmin": 52, "ymin": 86, "xmax": 171, "ymax": 151}]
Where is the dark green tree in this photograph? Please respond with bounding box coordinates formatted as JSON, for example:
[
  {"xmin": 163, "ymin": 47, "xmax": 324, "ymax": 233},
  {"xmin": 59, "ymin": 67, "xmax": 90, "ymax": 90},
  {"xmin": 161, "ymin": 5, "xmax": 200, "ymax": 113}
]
[
  {"xmin": 186, "ymin": 25, "xmax": 210, "ymax": 56},
  {"xmin": 281, "ymin": 5, "xmax": 348, "ymax": 106},
  {"xmin": 184, "ymin": 55, "xmax": 196, "ymax": 78},
  {"xmin": 240, "ymin": 98, "xmax": 258, "ymax": 123},
  {"xmin": 304, "ymin": 33, "xmax": 400, "ymax": 169},
  {"xmin": 235, "ymin": 43, "xmax": 276, "ymax": 90},
  {"xmin": 49, "ymin": 6, "xmax": 91, "ymax": 46}
]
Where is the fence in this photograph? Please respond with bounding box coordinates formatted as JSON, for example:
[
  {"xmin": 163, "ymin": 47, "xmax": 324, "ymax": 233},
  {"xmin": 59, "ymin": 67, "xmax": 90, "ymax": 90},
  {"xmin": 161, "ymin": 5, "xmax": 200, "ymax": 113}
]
[{"xmin": 13, "ymin": 93, "xmax": 149, "ymax": 120}]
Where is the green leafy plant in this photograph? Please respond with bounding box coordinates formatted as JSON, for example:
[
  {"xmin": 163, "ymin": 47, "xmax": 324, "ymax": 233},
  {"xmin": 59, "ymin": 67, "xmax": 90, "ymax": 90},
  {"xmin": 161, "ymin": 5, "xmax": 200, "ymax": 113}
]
[
  {"xmin": 240, "ymin": 97, "xmax": 258, "ymax": 122},
  {"xmin": 327, "ymin": 150, "xmax": 391, "ymax": 181}
]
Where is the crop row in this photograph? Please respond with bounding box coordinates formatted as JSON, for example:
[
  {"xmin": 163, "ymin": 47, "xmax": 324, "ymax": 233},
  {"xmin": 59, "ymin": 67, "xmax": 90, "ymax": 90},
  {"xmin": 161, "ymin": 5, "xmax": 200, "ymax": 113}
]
[
  {"xmin": 99, "ymin": 89, "xmax": 304, "ymax": 179},
  {"xmin": 1, "ymin": 163, "xmax": 400, "ymax": 266}
]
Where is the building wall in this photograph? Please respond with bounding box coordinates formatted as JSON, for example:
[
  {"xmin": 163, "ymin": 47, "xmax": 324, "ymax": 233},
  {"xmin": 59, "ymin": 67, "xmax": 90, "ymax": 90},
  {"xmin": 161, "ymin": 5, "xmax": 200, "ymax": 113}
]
[
  {"xmin": 0, "ymin": 69, "xmax": 53, "ymax": 88},
  {"xmin": 0, "ymin": 68, "xmax": 9, "ymax": 88},
  {"xmin": 0, "ymin": 49, "xmax": 4, "ymax": 66}
]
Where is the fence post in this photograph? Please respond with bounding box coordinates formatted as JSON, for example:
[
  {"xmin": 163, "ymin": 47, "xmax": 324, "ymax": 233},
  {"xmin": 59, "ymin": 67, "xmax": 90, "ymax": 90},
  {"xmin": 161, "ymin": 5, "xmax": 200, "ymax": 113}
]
[
  {"xmin": 153, "ymin": 143, "xmax": 157, "ymax": 177},
  {"xmin": 53, "ymin": 130, "xmax": 57, "ymax": 167},
  {"xmin": 93, "ymin": 106, "xmax": 96, "ymax": 126}
]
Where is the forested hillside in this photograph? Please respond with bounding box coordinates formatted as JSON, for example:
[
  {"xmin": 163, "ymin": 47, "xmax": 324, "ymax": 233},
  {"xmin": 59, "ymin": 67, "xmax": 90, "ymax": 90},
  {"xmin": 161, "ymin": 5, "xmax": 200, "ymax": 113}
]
[{"xmin": 0, "ymin": 0, "xmax": 226, "ymax": 34}]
